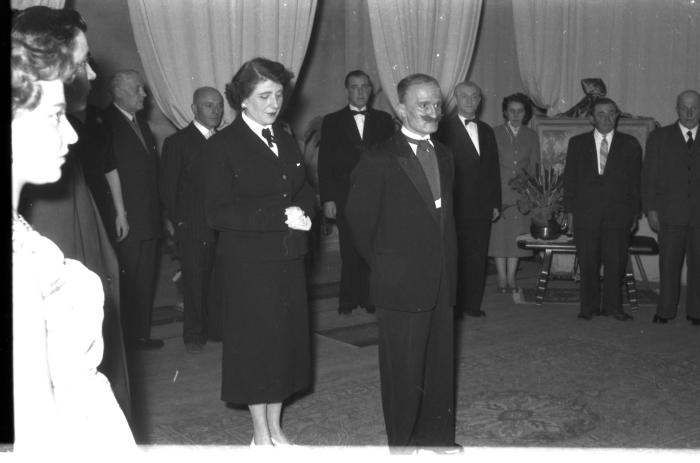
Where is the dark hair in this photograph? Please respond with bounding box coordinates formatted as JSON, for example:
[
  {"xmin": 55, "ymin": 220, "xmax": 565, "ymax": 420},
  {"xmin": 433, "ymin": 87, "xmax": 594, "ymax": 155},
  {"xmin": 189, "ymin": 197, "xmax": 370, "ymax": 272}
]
[
  {"xmin": 397, "ymin": 73, "xmax": 439, "ymax": 103},
  {"xmin": 225, "ymin": 57, "xmax": 294, "ymax": 112},
  {"xmin": 501, "ymin": 92, "xmax": 534, "ymax": 124},
  {"xmin": 11, "ymin": 6, "xmax": 83, "ymax": 115},
  {"xmin": 344, "ymin": 70, "xmax": 371, "ymax": 88},
  {"xmin": 588, "ymin": 97, "xmax": 620, "ymax": 116}
]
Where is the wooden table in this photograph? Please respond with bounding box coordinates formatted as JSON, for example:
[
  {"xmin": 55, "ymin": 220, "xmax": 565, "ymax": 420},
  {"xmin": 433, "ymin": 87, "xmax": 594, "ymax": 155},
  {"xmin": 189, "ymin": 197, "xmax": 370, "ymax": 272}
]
[{"xmin": 517, "ymin": 234, "xmax": 659, "ymax": 310}]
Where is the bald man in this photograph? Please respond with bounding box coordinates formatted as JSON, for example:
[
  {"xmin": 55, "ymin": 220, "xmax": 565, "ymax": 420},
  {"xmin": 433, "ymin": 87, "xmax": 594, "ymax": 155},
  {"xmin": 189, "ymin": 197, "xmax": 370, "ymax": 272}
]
[
  {"xmin": 160, "ymin": 87, "xmax": 224, "ymax": 352},
  {"xmin": 103, "ymin": 70, "xmax": 163, "ymax": 350},
  {"xmin": 643, "ymin": 89, "xmax": 700, "ymax": 326}
]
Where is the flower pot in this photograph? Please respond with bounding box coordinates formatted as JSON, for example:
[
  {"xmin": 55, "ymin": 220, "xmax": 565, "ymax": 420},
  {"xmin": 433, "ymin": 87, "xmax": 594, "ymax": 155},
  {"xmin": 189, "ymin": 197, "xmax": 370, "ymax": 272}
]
[{"xmin": 530, "ymin": 219, "xmax": 562, "ymax": 240}]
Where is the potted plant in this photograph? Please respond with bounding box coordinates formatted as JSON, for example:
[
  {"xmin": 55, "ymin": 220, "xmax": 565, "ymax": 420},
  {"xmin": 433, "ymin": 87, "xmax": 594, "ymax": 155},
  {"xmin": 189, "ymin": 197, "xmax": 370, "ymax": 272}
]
[{"xmin": 508, "ymin": 163, "xmax": 566, "ymax": 240}]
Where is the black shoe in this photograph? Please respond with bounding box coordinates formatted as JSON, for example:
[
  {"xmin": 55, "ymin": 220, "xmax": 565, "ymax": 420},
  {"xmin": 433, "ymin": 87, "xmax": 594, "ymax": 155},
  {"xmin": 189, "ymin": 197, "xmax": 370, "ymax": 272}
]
[
  {"xmin": 687, "ymin": 316, "xmax": 700, "ymax": 326},
  {"xmin": 416, "ymin": 443, "xmax": 464, "ymax": 455},
  {"xmin": 363, "ymin": 305, "xmax": 376, "ymax": 314},
  {"xmin": 577, "ymin": 313, "xmax": 592, "ymax": 320},
  {"xmin": 131, "ymin": 338, "xmax": 164, "ymax": 350},
  {"xmin": 612, "ymin": 312, "xmax": 633, "ymax": 321},
  {"xmin": 653, "ymin": 314, "xmax": 670, "ymax": 324},
  {"xmin": 466, "ymin": 310, "xmax": 486, "ymax": 317}
]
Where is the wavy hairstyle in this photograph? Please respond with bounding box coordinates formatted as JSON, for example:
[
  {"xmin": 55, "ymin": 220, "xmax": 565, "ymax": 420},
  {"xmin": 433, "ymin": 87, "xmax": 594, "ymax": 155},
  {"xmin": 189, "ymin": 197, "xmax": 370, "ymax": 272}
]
[
  {"xmin": 225, "ymin": 57, "xmax": 294, "ymax": 112},
  {"xmin": 11, "ymin": 6, "xmax": 85, "ymax": 116}
]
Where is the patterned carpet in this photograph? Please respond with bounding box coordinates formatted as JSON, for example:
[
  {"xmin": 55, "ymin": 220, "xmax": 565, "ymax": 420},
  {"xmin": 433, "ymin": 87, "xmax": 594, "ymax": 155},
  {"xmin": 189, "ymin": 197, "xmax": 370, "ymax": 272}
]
[{"xmin": 127, "ymin": 258, "xmax": 700, "ymax": 455}]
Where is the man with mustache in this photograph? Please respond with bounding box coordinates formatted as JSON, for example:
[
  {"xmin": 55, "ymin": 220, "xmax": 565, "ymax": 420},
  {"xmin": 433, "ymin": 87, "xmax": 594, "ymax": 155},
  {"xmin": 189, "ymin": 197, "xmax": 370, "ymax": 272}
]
[
  {"xmin": 345, "ymin": 74, "xmax": 459, "ymax": 452},
  {"xmin": 318, "ymin": 70, "xmax": 395, "ymax": 315},
  {"xmin": 437, "ymin": 81, "xmax": 501, "ymax": 319}
]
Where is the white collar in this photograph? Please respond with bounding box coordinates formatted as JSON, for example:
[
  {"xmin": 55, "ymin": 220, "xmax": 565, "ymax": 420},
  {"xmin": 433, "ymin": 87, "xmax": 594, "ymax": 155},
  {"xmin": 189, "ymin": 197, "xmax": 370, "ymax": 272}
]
[
  {"xmin": 241, "ymin": 111, "xmax": 272, "ymax": 135},
  {"xmin": 349, "ymin": 105, "xmax": 367, "ymax": 112},
  {"xmin": 594, "ymin": 129, "xmax": 614, "ymax": 141},
  {"xmin": 679, "ymin": 122, "xmax": 698, "ymax": 136},
  {"xmin": 458, "ymin": 114, "xmax": 477, "ymax": 126},
  {"xmin": 114, "ymin": 103, "xmax": 136, "ymax": 121},
  {"xmin": 193, "ymin": 119, "xmax": 214, "ymax": 138},
  {"xmin": 401, "ymin": 126, "xmax": 431, "ymax": 141}
]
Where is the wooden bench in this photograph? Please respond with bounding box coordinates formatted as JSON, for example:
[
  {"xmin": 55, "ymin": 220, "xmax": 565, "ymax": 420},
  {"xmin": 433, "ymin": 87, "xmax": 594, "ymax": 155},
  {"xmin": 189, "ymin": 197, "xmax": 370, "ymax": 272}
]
[{"xmin": 517, "ymin": 235, "xmax": 659, "ymax": 311}]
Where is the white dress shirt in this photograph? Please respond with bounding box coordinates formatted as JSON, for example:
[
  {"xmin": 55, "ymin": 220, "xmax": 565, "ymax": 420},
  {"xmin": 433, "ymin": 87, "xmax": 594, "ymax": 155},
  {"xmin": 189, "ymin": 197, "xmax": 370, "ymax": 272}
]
[
  {"xmin": 193, "ymin": 119, "xmax": 214, "ymax": 139},
  {"xmin": 458, "ymin": 114, "xmax": 480, "ymax": 155},
  {"xmin": 594, "ymin": 129, "xmax": 614, "ymax": 175},
  {"xmin": 679, "ymin": 122, "xmax": 698, "ymax": 144},
  {"xmin": 242, "ymin": 111, "xmax": 278, "ymax": 156},
  {"xmin": 350, "ymin": 104, "xmax": 366, "ymax": 139}
]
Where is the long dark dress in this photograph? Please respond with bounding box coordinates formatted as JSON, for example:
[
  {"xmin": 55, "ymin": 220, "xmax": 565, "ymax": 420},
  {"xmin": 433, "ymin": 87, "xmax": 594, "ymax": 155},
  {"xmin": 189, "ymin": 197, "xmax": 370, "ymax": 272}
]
[
  {"xmin": 204, "ymin": 116, "xmax": 316, "ymax": 404},
  {"xmin": 489, "ymin": 123, "xmax": 540, "ymax": 257}
]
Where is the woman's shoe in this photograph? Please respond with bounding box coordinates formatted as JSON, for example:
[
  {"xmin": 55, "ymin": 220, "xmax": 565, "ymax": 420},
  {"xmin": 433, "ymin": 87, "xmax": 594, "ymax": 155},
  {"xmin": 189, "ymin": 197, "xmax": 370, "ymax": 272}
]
[{"xmin": 270, "ymin": 436, "xmax": 292, "ymax": 446}]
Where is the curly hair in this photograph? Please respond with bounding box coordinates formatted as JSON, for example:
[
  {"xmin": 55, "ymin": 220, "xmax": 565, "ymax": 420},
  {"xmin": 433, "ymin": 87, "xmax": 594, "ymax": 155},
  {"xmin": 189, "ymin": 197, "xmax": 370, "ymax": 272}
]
[
  {"xmin": 225, "ymin": 57, "xmax": 294, "ymax": 112},
  {"xmin": 501, "ymin": 93, "xmax": 534, "ymax": 125},
  {"xmin": 11, "ymin": 6, "xmax": 85, "ymax": 116}
]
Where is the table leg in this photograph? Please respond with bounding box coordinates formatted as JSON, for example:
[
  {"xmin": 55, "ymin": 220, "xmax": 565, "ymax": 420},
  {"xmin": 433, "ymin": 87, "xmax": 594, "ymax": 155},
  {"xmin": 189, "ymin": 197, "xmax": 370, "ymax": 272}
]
[
  {"xmin": 535, "ymin": 249, "xmax": 553, "ymax": 306},
  {"xmin": 625, "ymin": 256, "xmax": 639, "ymax": 312}
]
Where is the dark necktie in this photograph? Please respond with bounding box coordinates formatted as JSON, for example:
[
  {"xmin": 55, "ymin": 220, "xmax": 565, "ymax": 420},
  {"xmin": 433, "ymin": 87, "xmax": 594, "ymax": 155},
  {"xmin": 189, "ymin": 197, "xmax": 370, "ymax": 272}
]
[
  {"xmin": 351, "ymin": 110, "xmax": 368, "ymax": 117},
  {"xmin": 405, "ymin": 136, "xmax": 440, "ymax": 202},
  {"xmin": 464, "ymin": 118, "xmax": 475, "ymax": 126},
  {"xmin": 262, "ymin": 128, "xmax": 276, "ymax": 147},
  {"xmin": 688, "ymin": 130, "xmax": 694, "ymax": 149},
  {"xmin": 129, "ymin": 115, "xmax": 147, "ymax": 149}
]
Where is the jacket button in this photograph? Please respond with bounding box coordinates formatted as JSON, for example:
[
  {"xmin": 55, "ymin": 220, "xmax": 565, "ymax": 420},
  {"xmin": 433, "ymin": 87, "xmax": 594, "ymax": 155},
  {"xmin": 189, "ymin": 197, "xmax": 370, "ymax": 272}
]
[{"xmin": 282, "ymin": 193, "xmax": 288, "ymax": 198}]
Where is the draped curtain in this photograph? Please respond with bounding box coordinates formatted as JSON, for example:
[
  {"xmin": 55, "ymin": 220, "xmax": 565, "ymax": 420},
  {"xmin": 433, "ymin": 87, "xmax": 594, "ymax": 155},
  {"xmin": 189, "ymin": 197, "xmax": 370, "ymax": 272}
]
[
  {"xmin": 10, "ymin": 0, "xmax": 64, "ymax": 9},
  {"xmin": 513, "ymin": 0, "xmax": 700, "ymax": 124},
  {"xmin": 367, "ymin": 0, "xmax": 482, "ymax": 112},
  {"xmin": 127, "ymin": 0, "xmax": 318, "ymax": 129}
]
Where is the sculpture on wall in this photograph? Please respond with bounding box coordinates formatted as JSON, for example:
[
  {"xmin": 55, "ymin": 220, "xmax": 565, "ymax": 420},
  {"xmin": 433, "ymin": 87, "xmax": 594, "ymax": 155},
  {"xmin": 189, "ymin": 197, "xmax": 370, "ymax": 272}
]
[{"xmin": 558, "ymin": 78, "xmax": 607, "ymax": 118}]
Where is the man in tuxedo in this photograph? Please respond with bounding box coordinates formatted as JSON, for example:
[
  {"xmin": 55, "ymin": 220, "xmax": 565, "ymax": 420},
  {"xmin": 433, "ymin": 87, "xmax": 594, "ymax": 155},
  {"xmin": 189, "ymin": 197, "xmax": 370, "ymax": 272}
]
[
  {"xmin": 160, "ymin": 87, "xmax": 224, "ymax": 353},
  {"xmin": 643, "ymin": 89, "xmax": 700, "ymax": 326},
  {"xmin": 14, "ymin": 6, "xmax": 132, "ymax": 420},
  {"xmin": 436, "ymin": 81, "xmax": 501, "ymax": 318},
  {"xmin": 103, "ymin": 70, "xmax": 163, "ymax": 350},
  {"xmin": 563, "ymin": 97, "xmax": 641, "ymax": 321},
  {"xmin": 318, "ymin": 70, "xmax": 395, "ymax": 314},
  {"xmin": 345, "ymin": 74, "xmax": 459, "ymax": 451}
]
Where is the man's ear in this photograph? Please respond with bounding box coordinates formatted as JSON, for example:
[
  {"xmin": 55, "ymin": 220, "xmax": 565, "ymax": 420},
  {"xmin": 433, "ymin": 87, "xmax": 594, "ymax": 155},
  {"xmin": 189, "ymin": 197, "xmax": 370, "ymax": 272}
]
[
  {"xmin": 191, "ymin": 103, "xmax": 197, "ymax": 117},
  {"xmin": 396, "ymin": 103, "xmax": 406, "ymax": 121}
]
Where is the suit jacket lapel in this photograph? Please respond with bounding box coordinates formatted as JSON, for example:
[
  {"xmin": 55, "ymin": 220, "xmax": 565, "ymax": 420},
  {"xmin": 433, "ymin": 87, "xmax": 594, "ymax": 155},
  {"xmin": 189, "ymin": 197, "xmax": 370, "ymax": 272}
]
[
  {"xmin": 236, "ymin": 117, "xmax": 281, "ymax": 165},
  {"xmin": 394, "ymin": 136, "xmax": 439, "ymax": 223},
  {"xmin": 342, "ymin": 107, "xmax": 363, "ymax": 142},
  {"xmin": 455, "ymin": 116, "xmax": 479, "ymax": 160},
  {"xmin": 585, "ymin": 131, "xmax": 600, "ymax": 176}
]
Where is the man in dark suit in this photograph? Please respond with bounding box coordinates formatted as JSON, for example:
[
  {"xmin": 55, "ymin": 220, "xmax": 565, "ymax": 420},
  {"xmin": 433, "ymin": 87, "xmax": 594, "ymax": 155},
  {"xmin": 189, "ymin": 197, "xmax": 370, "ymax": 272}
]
[
  {"xmin": 318, "ymin": 70, "xmax": 395, "ymax": 314},
  {"xmin": 14, "ymin": 6, "xmax": 132, "ymax": 420},
  {"xmin": 345, "ymin": 74, "xmax": 459, "ymax": 451},
  {"xmin": 160, "ymin": 87, "xmax": 224, "ymax": 353},
  {"xmin": 563, "ymin": 97, "xmax": 641, "ymax": 321},
  {"xmin": 643, "ymin": 89, "xmax": 700, "ymax": 326},
  {"xmin": 103, "ymin": 70, "xmax": 163, "ymax": 350},
  {"xmin": 437, "ymin": 81, "xmax": 501, "ymax": 318}
]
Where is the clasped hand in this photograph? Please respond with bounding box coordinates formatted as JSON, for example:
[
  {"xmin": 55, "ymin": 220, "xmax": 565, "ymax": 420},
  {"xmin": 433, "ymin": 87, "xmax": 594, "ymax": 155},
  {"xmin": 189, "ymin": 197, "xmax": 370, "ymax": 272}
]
[{"xmin": 285, "ymin": 206, "xmax": 312, "ymax": 231}]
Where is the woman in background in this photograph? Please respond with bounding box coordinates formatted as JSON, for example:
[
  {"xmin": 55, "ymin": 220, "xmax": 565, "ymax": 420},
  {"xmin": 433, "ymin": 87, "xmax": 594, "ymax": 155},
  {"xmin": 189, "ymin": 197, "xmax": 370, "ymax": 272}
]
[
  {"xmin": 489, "ymin": 93, "xmax": 540, "ymax": 301},
  {"xmin": 11, "ymin": 14, "xmax": 134, "ymax": 452},
  {"xmin": 205, "ymin": 58, "xmax": 316, "ymax": 446}
]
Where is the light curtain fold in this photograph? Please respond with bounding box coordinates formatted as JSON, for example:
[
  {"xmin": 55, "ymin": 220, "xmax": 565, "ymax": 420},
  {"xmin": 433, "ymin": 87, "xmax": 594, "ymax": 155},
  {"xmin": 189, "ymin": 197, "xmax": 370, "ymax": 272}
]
[
  {"xmin": 367, "ymin": 0, "xmax": 482, "ymax": 112},
  {"xmin": 127, "ymin": 0, "xmax": 318, "ymax": 129},
  {"xmin": 10, "ymin": 0, "xmax": 65, "ymax": 9},
  {"xmin": 513, "ymin": 0, "xmax": 700, "ymax": 124}
]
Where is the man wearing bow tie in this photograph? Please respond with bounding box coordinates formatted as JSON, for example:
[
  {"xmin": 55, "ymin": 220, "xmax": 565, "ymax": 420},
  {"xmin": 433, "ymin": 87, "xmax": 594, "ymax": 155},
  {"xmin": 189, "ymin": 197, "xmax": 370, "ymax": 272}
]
[
  {"xmin": 318, "ymin": 70, "xmax": 395, "ymax": 315},
  {"xmin": 563, "ymin": 98, "xmax": 641, "ymax": 321},
  {"xmin": 437, "ymin": 81, "xmax": 501, "ymax": 318},
  {"xmin": 103, "ymin": 70, "xmax": 163, "ymax": 350},
  {"xmin": 160, "ymin": 87, "xmax": 225, "ymax": 353},
  {"xmin": 345, "ymin": 74, "xmax": 459, "ymax": 450},
  {"xmin": 643, "ymin": 89, "xmax": 700, "ymax": 326}
]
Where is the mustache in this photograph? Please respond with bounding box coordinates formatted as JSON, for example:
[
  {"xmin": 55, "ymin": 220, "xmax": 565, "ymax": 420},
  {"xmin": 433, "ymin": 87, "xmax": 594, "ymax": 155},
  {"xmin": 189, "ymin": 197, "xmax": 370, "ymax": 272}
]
[{"xmin": 421, "ymin": 115, "xmax": 440, "ymax": 123}]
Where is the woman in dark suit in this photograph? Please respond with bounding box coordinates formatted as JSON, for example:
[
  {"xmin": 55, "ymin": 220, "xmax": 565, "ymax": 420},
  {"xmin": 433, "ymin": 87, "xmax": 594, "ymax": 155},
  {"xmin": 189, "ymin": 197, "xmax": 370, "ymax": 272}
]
[{"xmin": 204, "ymin": 58, "xmax": 316, "ymax": 446}]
